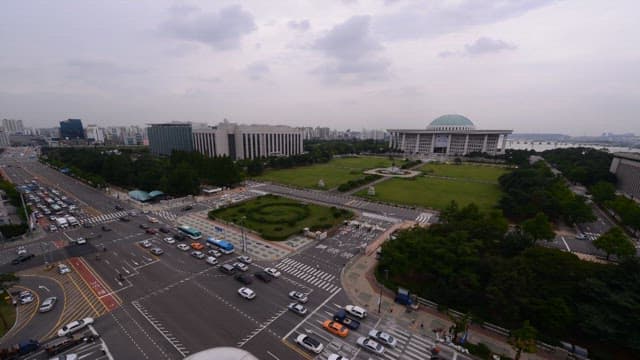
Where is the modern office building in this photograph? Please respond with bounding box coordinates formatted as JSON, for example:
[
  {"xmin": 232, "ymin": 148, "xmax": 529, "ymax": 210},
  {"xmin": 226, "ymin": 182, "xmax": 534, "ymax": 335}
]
[
  {"xmin": 192, "ymin": 120, "xmax": 303, "ymax": 160},
  {"xmin": 59, "ymin": 118, "xmax": 85, "ymax": 140},
  {"xmin": 387, "ymin": 114, "xmax": 512, "ymax": 157},
  {"xmin": 2, "ymin": 119, "xmax": 24, "ymax": 134},
  {"xmin": 147, "ymin": 122, "xmax": 195, "ymax": 156},
  {"xmin": 85, "ymin": 125, "xmax": 105, "ymax": 144},
  {"xmin": 0, "ymin": 129, "xmax": 10, "ymax": 147},
  {"xmin": 610, "ymin": 152, "xmax": 640, "ymax": 200}
]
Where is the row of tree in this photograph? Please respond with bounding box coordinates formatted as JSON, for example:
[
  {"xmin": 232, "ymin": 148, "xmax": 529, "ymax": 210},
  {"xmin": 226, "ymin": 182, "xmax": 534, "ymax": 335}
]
[
  {"xmin": 0, "ymin": 177, "xmax": 29, "ymax": 238},
  {"xmin": 378, "ymin": 202, "xmax": 640, "ymax": 358},
  {"xmin": 541, "ymin": 147, "xmax": 616, "ymax": 186}
]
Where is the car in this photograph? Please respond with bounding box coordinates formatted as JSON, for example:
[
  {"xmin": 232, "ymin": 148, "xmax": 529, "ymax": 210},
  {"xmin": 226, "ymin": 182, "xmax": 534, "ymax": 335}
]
[
  {"xmin": 220, "ymin": 263, "xmax": 237, "ymax": 274},
  {"xmin": 49, "ymin": 224, "xmax": 58, "ymax": 232},
  {"xmin": 173, "ymin": 233, "xmax": 186, "ymax": 241},
  {"xmin": 139, "ymin": 223, "xmax": 149, "ymax": 230},
  {"xmin": 57, "ymin": 263, "xmax": 71, "ymax": 274},
  {"xmin": 83, "ymin": 222, "xmax": 93, "ymax": 228},
  {"xmin": 75, "ymin": 237, "xmax": 87, "ymax": 245},
  {"xmin": 327, "ymin": 354, "xmax": 349, "ymax": 360},
  {"xmin": 57, "ymin": 317, "xmax": 94, "ymax": 337},
  {"xmin": 128, "ymin": 210, "xmax": 137, "ymax": 217},
  {"xmin": 49, "ymin": 215, "xmax": 57, "ymax": 221},
  {"xmin": 233, "ymin": 262, "xmax": 248, "ymax": 272},
  {"xmin": 207, "ymin": 249, "xmax": 222, "ymax": 257},
  {"xmin": 19, "ymin": 291, "xmax": 34, "ymax": 305},
  {"xmin": 191, "ymin": 242, "xmax": 204, "ymax": 250},
  {"xmin": 101, "ymin": 225, "xmax": 111, "ymax": 231},
  {"xmin": 254, "ymin": 271, "xmax": 272, "ymax": 283},
  {"xmin": 139, "ymin": 240, "xmax": 152, "ymax": 248},
  {"xmin": 205, "ymin": 256, "xmax": 218, "ymax": 265},
  {"xmin": 368, "ymin": 329, "xmax": 398, "ymax": 347},
  {"xmin": 264, "ymin": 267, "xmax": 281, "ymax": 278},
  {"xmin": 238, "ymin": 287, "xmax": 256, "ymax": 300},
  {"xmin": 345, "ymin": 305, "xmax": 367, "ymax": 319},
  {"xmin": 191, "ymin": 251, "xmax": 205, "ymax": 259},
  {"xmin": 50, "ymin": 353, "xmax": 78, "ymax": 360},
  {"xmin": 288, "ymin": 302, "xmax": 308, "ymax": 316},
  {"xmin": 115, "ymin": 205, "xmax": 124, "ymax": 211},
  {"xmin": 163, "ymin": 237, "xmax": 176, "ymax": 244},
  {"xmin": 323, "ymin": 320, "xmax": 349, "ymax": 337},
  {"xmin": 159, "ymin": 227, "xmax": 171, "ymax": 234},
  {"xmin": 238, "ymin": 255, "xmax": 252, "ymax": 264},
  {"xmin": 145, "ymin": 228, "xmax": 158, "ymax": 235},
  {"xmin": 235, "ymin": 274, "xmax": 253, "ymax": 285},
  {"xmin": 119, "ymin": 216, "xmax": 130, "ymax": 222},
  {"xmin": 181, "ymin": 205, "xmax": 193, "ymax": 211},
  {"xmin": 289, "ymin": 291, "xmax": 308, "ymax": 304},
  {"xmin": 17, "ymin": 246, "xmax": 27, "ymax": 255},
  {"xmin": 177, "ymin": 243, "xmax": 190, "ymax": 251},
  {"xmin": 150, "ymin": 247, "xmax": 164, "ymax": 256},
  {"xmin": 148, "ymin": 217, "xmax": 159, "ymax": 223},
  {"xmin": 356, "ymin": 336, "xmax": 384, "ymax": 354},
  {"xmin": 295, "ymin": 334, "xmax": 323, "ymax": 354},
  {"xmin": 39, "ymin": 296, "xmax": 58, "ymax": 313},
  {"xmin": 11, "ymin": 253, "xmax": 35, "ymax": 265}
]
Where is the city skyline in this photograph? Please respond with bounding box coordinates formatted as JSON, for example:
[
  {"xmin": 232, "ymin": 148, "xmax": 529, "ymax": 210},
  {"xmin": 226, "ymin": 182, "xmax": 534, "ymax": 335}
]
[{"xmin": 1, "ymin": 0, "xmax": 639, "ymax": 135}]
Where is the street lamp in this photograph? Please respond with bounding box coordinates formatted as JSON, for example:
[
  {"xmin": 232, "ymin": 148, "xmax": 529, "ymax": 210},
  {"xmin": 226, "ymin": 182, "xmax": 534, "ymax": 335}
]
[
  {"xmin": 240, "ymin": 216, "xmax": 247, "ymax": 254},
  {"xmin": 378, "ymin": 268, "xmax": 389, "ymax": 314}
]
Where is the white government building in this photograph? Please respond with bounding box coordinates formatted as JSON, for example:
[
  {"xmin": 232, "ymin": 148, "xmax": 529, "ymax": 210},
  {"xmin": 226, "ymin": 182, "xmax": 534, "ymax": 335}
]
[
  {"xmin": 192, "ymin": 120, "xmax": 303, "ymax": 160},
  {"xmin": 388, "ymin": 114, "xmax": 512, "ymax": 157}
]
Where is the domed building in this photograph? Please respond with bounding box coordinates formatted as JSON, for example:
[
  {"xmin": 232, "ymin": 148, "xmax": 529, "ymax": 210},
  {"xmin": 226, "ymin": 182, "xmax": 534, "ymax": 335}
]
[{"xmin": 388, "ymin": 114, "xmax": 512, "ymax": 156}]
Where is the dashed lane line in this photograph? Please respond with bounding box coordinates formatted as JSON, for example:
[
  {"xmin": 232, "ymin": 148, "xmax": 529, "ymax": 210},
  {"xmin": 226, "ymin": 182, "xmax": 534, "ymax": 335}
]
[
  {"xmin": 131, "ymin": 301, "xmax": 189, "ymax": 358},
  {"xmin": 109, "ymin": 310, "xmax": 149, "ymax": 360},
  {"xmin": 237, "ymin": 307, "xmax": 288, "ymax": 348}
]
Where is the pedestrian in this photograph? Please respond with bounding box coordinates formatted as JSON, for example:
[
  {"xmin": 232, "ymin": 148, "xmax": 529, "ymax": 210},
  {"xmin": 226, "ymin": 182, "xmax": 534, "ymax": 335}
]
[{"xmin": 421, "ymin": 323, "xmax": 424, "ymax": 329}]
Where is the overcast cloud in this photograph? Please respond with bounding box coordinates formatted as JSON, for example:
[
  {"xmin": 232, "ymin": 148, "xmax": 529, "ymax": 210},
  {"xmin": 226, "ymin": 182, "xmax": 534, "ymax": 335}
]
[{"xmin": 0, "ymin": 0, "xmax": 639, "ymax": 135}]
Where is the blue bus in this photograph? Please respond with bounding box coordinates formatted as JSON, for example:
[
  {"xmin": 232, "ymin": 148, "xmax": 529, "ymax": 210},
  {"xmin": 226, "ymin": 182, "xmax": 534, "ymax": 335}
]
[
  {"xmin": 177, "ymin": 225, "xmax": 202, "ymax": 240},
  {"xmin": 206, "ymin": 237, "xmax": 234, "ymax": 254}
]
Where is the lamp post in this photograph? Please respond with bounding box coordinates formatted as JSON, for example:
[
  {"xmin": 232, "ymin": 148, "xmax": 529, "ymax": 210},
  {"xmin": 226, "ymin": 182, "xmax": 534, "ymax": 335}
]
[
  {"xmin": 378, "ymin": 268, "xmax": 389, "ymax": 314},
  {"xmin": 240, "ymin": 216, "xmax": 247, "ymax": 254}
]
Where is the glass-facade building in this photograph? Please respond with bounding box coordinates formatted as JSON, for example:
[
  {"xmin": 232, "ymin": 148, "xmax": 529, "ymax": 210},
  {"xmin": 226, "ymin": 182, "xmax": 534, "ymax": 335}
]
[
  {"xmin": 147, "ymin": 123, "xmax": 194, "ymax": 156},
  {"xmin": 59, "ymin": 118, "xmax": 85, "ymax": 140}
]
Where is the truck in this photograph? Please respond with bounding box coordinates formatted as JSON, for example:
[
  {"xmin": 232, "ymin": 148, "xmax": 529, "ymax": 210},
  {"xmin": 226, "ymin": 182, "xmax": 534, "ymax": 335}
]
[
  {"xmin": 0, "ymin": 339, "xmax": 40, "ymax": 359},
  {"xmin": 395, "ymin": 287, "xmax": 413, "ymax": 306},
  {"xmin": 65, "ymin": 216, "xmax": 79, "ymax": 227},
  {"xmin": 45, "ymin": 334, "xmax": 99, "ymax": 356},
  {"xmin": 55, "ymin": 217, "xmax": 68, "ymax": 229},
  {"xmin": 333, "ymin": 309, "xmax": 360, "ymax": 330}
]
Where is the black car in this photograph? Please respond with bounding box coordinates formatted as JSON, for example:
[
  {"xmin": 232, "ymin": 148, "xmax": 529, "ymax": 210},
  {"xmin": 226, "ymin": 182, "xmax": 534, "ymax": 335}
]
[
  {"xmin": 254, "ymin": 271, "xmax": 272, "ymax": 283},
  {"xmin": 83, "ymin": 222, "xmax": 93, "ymax": 228},
  {"xmin": 173, "ymin": 233, "xmax": 186, "ymax": 241},
  {"xmin": 181, "ymin": 205, "xmax": 193, "ymax": 211},
  {"xmin": 139, "ymin": 223, "xmax": 149, "ymax": 230},
  {"xmin": 235, "ymin": 274, "xmax": 253, "ymax": 285},
  {"xmin": 115, "ymin": 205, "xmax": 124, "ymax": 211},
  {"xmin": 101, "ymin": 225, "xmax": 112, "ymax": 232},
  {"xmin": 11, "ymin": 254, "xmax": 35, "ymax": 265},
  {"xmin": 119, "ymin": 216, "xmax": 130, "ymax": 222},
  {"xmin": 159, "ymin": 227, "xmax": 171, "ymax": 234}
]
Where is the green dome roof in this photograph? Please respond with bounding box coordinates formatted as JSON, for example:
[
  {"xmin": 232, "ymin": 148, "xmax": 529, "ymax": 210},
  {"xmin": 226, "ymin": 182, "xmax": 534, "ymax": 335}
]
[{"xmin": 428, "ymin": 114, "xmax": 474, "ymax": 128}]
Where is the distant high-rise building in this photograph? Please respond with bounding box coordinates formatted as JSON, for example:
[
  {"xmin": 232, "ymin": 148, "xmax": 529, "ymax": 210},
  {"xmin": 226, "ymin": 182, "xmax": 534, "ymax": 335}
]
[
  {"xmin": 0, "ymin": 129, "xmax": 10, "ymax": 147},
  {"xmin": 59, "ymin": 119, "xmax": 85, "ymax": 140},
  {"xmin": 85, "ymin": 125, "xmax": 105, "ymax": 144},
  {"xmin": 147, "ymin": 122, "xmax": 194, "ymax": 156},
  {"xmin": 2, "ymin": 119, "xmax": 24, "ymax": 134},
  {"xmin": 193, "ymin": 120, "xmax": 303, "ymax": 160}
]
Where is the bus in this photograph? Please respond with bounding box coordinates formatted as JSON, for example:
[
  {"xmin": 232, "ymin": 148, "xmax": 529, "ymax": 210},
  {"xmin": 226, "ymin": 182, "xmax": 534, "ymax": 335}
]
[
  {"xmin": 177, "ymin": 225, "xmax": 202, "ymax": 240},
  {"xmin": 206, "ymin": 237, "xmax": 234, "ymax": 254}
]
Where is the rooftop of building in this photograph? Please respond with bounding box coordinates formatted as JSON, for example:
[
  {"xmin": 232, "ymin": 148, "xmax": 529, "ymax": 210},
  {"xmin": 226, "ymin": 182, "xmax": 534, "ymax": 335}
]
[
  {"xmin": 427, "ymin": 114, "xmax": 475, "ymax": 129},
  {"xmin": 614, "ymin": 152, "xmax": 640, "ymax": 162}
]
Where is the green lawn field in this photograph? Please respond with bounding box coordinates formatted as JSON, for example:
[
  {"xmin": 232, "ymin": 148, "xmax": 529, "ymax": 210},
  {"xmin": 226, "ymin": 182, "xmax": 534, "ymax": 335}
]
[
  {"xmin": 209, "ymin": 194, "xmax": 353, "ymax": 240},
  {"xmin": 0, "ymin": 296, "xmax": 16, "ymax": 337},
  {"xmin": 419, "ymin": 163, "xmax": 509, "ymax": 183},
  {"xmin": 357, "ymin": 173, "xmax": 504, "ymax": 212},
  {"xmin": 256, "ymin": 156, "xmax": 394, "ymax": 189}
]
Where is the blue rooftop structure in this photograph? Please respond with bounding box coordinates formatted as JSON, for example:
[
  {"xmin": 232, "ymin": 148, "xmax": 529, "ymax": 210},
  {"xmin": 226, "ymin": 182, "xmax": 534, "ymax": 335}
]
[{"xmin": 129, "ymin": 190, "xmax": 152, "ymax": 202}]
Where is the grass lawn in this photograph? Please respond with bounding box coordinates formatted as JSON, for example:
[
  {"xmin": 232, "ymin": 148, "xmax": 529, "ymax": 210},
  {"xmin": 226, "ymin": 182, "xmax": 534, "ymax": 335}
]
[
  {"xmin": 255, "ymin": 156, "xmax": 394, "ymax": 189},
  {"xmin": 209, "ymin": 194, "xmax": 353, "ymax": 240},
  {"xmin": 0, "ymin": 296, "xmax": 16, "ymax": 337},
  {"xmin": 419, "ymin": 163, "xmax": 509, "ymax": 183},
  {"xmin": 357, "ymin": 176, "xmax": 503, "ymax": 212}
]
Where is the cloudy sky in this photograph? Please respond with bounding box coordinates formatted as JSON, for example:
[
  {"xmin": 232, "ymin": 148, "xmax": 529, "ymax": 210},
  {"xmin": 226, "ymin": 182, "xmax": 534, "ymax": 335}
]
[{"xmin": 1, "ymin": 0, "xmax": 638, "ymax": 135}]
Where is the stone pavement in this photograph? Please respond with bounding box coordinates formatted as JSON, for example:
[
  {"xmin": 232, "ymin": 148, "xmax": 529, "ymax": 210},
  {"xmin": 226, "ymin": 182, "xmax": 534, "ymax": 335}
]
[{"xmin": 341, "ymin": 244, "xmax": 560, "ymax": 360}]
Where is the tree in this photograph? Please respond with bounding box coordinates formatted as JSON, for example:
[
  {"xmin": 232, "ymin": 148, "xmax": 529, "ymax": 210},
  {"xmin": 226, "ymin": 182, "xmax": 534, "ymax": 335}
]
[
  {"xmin": 449, "ymin": 311, "xmax": 471, "ymax": 343},
  {"xmin": 0, "ymin": 273, "xmax": 19, "ymax": 330},
  {"xmin": 509, "ymin": 320, "xmax": 537, "ymax": 360},
  {"xmin": 590, "ymin": 181, "xmax": 616, "ymax": 204},
  {"xmin": 593, "ymin": 227, "xmax": 635, "ymax": 260},
  {"xmin": 521, "ymin": 212, "xmax": 554, "ymax": 241}
]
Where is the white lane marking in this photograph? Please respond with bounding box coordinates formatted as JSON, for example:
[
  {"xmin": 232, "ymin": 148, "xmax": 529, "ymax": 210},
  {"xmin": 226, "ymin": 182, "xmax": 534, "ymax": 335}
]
[{"xmin": 283, "ymin": 288, "xmax": 342, "ymax": 341}]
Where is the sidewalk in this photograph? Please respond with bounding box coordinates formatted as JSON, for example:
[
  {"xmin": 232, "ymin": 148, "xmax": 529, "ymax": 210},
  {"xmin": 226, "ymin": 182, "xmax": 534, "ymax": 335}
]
[{"xmin": 340, "ymin": 240, "xmax": 556, "ymax": 360}]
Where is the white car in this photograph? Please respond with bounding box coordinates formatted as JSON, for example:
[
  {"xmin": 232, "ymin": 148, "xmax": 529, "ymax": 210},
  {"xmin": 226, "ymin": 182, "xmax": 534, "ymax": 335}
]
[
  {"xmin": 289, "ymin": 291, "xmax": 308, "ymax": 304},
  {"xmin": 368, "ymin": 329, "xmax": 398, "ymax": 347},
  {"xmin": 148, "ymin": 217, "xmax": 159, "ymax": 223},
  {"xmin": 345, "ymin": 305, "xmax": 367, "ymax": 319},
  {"xmin": 238, "ymin": 255, "xmax": 252, "ymax": 264},
  {"xmin": 233, "ymin": 262, "xmax": 248, "ymax": 272},
  {"xmin": 207, "ymin": 249, "xmax": 222, "ymax": 257},
  {"xmin": 19, "ymin": 291, "xmax": 34, "ymax": 305},
  {"xmin": 356, "ymin": 336, "xmax": 385, "ymax": 355},
  {"xmin": 288, "ymin": 302, "xmax": 308, "ymax": 316},
  {"xmin": 51, "ymin": 353, "xmax": 78, "ymax": 360},
  {"xmin": 163, "ymin": 237, "xmax": 176, "ymax": 244},
  {"xmin": 205, "ymin": 256, "xmax": 218, "ymax": 265},
  {"xmin": 58, "ymin": 263, "xmax": 71, "ymax": 274},
  {"xmin": 150, "ymin": 247, "xmax": 164, "ymax": 256},
  {"xmin": 328, "ymin": 354, "xmax": 349, "ymax": 360},
  {"xmin": 17, "ymin": 246, "xmax": 27, "ymax": 255},
  {"xmin": 177, "ymin": 243, "xmax": 190, "ymax": 251},
  {"xmin": 139, "ymin": 240, "xmax": 152, "ymax": 248},
  {"xmin": 238, "ymin": 287, "xmax": 256, "ymax": 300},
  {"xmin": 295, "ymin": 334, "xmax": 323, "ymax": 354},
  {"xmin": 191, "ymin": 251, "xmax": 205, "ymax": 259},
  {"xmin": 76, "ymin": 237, "xmax": 87, "ymax": 245},
  {"xmin": 57, "ymin": 317, "xmax": 94, "ymax": 337},
  {"xmin": 264, "ymin": 267, "xmax": 281, "ymax": 278},
  {"xmin": 39, "ymin": 296, "xmax": 57, "ymax": 313}
]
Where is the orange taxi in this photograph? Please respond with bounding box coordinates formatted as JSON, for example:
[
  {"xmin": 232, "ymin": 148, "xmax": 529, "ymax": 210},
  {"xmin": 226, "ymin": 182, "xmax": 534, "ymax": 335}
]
[
  {"xmin": 190, "ymin": 242, "xmax": 205, "ymax": 250},
  {"xmin": 323, "ymin": 320, "xmax": 349, "ymax": 337}
]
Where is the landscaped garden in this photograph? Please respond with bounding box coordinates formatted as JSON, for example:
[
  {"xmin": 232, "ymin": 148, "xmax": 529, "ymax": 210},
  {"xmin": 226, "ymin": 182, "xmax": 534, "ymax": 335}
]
[{"xmin": 208, "ymin": 194, "xmax": 353, "ymax": 240}]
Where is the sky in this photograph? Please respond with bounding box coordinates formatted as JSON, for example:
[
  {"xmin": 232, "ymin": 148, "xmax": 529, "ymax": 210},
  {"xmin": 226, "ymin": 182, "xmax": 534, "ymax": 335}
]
[{"xmin": 0, "ymin": 0, "xmax": 639, "ymax": 135}]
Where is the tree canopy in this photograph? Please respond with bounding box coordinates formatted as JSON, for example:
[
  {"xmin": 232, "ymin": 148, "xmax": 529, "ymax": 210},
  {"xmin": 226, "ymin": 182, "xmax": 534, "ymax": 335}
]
[{"xmin": 593, "ymin": 227, "xmax": 636, "ymax": 260}]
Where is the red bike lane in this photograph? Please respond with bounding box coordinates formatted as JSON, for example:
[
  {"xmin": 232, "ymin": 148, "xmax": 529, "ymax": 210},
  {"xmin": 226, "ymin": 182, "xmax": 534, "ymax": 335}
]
[{"xmin": 68, "ymin": 257, "xmax": 121, "ymax": 312}]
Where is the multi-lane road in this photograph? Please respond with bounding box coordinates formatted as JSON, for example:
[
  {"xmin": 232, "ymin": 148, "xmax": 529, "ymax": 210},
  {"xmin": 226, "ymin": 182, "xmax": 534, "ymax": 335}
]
[{"xmin": 0, "ymin": 148, "xmax": 461, "ymax": 360}]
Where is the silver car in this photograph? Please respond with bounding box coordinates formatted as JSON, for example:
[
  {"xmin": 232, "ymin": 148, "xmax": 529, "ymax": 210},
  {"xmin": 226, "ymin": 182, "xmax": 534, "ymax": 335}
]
[
  {"xmin": 39, "ymin": 297, "xmax": 57, "ymax": 313},
  {"xmin": 368, "ymin": 329, "xmax": 398, "ymax": 347}
]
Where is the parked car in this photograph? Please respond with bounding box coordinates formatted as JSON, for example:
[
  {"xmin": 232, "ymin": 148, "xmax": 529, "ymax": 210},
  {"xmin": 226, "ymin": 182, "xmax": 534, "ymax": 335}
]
[
  {"xmin": 356, "ymin": 336, "xmax": 384, "ymax": 354},
  {"xmin": 139, "ymin": 240, "xmax": 152, "ymax": 248},
  {"xmin": 238, "ymin": 255, "xmax": 252, "ymax": 264},
  {"xmin": 163, "ymin": 237, "xmax": 176, "ymax": 244},
  {"xmin": 205, "ymin": 256, "xmax": 218, "ymax": 265},
  {"xmin": 177, "ymin": 243, "xmax": 190, "ymax": 251},
  {"xmin": 289, "ymin": 291, "xmax": 308, "ymax": 304},
  {"xmin": 238, "ymin": 287, "xmax": 256, "ymax": 300},
  {"xmin": 150, "ymin": 247, "xmax": 164, "ymax": 256},
  {"xmin": 191, "ymin": 251, "xmax": 205, "ymax": 259},
  {"xmin": 57, "ymin": 317, "xmax": 94, "ymax": 337},
  {"xmin": 207, "ymin": 249, "xmax": 222, "ymax": 257},
  {"xmin": 295, "ymin": 334, "xmax": 323, "ymax": 354},
  {"xmin": 39, "ymin": 297, "xmax": 58, "ymax": 313},
  {"xmin": 190, "ymin": 242, "xmax": 204, "ymax": 250}
]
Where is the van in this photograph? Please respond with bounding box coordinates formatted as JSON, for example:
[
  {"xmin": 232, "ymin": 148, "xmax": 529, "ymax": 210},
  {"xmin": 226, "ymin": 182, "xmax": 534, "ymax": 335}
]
[{"xmin": 220, "ymin": 264, "xmax": 236, "ymax": 275}]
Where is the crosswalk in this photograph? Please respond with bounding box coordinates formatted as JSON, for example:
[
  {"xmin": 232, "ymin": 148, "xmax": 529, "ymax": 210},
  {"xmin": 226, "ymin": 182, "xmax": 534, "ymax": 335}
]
[
  {"xmin": 415, "ymin": 212, "xmax": 431, "ymax": 224},
  {"xmin": 275, "ymin": 258, "xmax": 340, "ymax": 293},
  {"xmin": 383, "ymin": 326, "xmax": 436, "ymax": 360},
  {"xmin": 151, "ymin": 210, "xmax": 178, "ymax": 222},
  {"xmin": 81, "ymin": 210, "xmax": 130, "ymax": 225}
]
